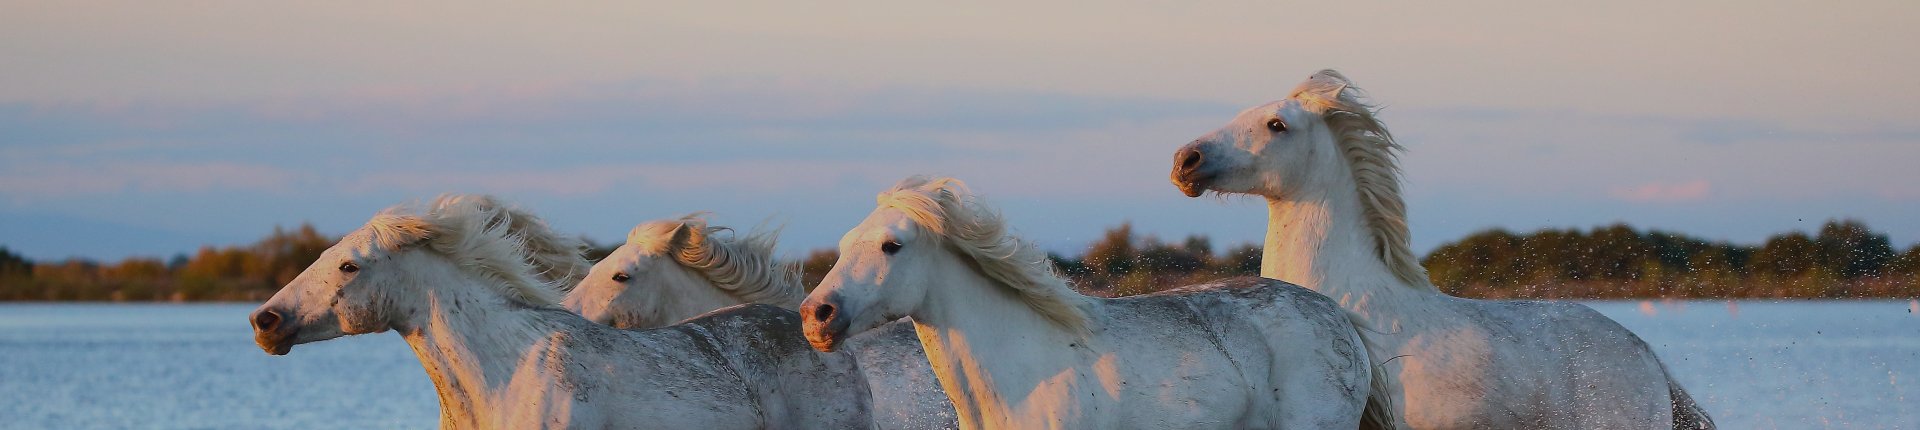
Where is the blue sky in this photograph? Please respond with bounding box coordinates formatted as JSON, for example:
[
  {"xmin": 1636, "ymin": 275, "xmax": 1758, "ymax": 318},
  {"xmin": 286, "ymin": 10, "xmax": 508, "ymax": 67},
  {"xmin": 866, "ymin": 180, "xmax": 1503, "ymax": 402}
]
[{"xmin": 3, "ymin": 1, "xmax": 1917, "ymax": 261}]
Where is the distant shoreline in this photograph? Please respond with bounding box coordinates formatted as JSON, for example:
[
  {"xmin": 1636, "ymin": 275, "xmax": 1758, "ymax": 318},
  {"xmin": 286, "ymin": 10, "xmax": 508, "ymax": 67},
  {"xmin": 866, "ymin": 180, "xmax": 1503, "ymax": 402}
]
[
  {"xmin": 5, "ymin": 298, "xmax": 1915, "ymax": 305},
  {"xmin": 8, "ymin": 219, "xmax": 1917, "ymax": 302}
]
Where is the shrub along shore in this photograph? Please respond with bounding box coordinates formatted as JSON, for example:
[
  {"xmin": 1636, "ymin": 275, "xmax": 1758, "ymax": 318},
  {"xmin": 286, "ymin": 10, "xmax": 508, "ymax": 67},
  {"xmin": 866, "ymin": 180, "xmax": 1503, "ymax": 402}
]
[{"xmin": 4, "ymin": 219, "xmax": 1915, "ymax": 302}]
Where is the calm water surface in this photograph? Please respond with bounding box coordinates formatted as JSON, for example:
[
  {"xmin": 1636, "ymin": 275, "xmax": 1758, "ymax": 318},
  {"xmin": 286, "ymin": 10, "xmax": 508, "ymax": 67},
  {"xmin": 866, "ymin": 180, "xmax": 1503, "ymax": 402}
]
[{"xmin": 1, "ymin": 300, "xmax": 1915, "ymax": 429}]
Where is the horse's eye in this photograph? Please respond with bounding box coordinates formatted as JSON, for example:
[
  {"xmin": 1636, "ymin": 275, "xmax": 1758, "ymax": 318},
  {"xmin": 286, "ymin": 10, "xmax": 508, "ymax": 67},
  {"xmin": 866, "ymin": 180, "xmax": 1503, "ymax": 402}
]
[
  {"xmin": 881, "ymin": 240, "xmax": 903, "ymax": 255},
  {"xmin": 1266, "ymin": 118, "xmax": 1287, "ymax": 133},
  {"xmin": 612, "ymin": 272, "xmax": 631, "ymax": 282},
  {"xmin": 339, "ymin": 261, "xmax": 359, "ymax": 273}
]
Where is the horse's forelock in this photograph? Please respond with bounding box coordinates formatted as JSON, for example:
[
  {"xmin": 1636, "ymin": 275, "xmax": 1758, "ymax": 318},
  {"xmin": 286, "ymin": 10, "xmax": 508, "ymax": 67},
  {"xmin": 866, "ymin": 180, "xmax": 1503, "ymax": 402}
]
[{"xmin": 364, "ymin": 214, "xmax": 435, "ymax": 252}]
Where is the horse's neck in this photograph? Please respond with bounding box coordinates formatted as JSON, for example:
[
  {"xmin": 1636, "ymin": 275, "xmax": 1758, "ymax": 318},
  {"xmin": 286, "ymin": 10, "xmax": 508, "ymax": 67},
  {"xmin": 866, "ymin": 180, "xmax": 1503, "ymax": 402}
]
[
  {"xmin": 665, "ymin": 284, "xmax": 748, "ymax": 323},
  {"xmin": 691, "ymin": 257, "xmax": 805, "ymax": 311},
  {"xmin": 1263, "ymin": 190, "xmax": 1435, "ymax": 320},
  {"xmin": 688, "ymin": 262, "xmax": 806, "ymax": 311},
  {"xmin": 392, "ymin": 272, "xmax": 561, "ymax": 426},
  {"xmin": 910, "ymin": 263, "xmax": 1092, "ymax": 424}
]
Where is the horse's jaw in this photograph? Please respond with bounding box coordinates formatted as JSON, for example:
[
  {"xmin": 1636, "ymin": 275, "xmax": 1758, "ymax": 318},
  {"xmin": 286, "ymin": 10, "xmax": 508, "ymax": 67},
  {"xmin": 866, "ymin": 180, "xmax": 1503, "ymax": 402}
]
[{"xmin": 1172, "ymin": 173, "xmax": 1210, "ymax": 198}]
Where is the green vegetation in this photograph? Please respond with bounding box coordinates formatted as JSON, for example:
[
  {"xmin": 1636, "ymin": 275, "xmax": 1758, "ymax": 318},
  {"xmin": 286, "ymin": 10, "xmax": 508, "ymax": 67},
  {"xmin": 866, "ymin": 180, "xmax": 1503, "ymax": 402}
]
[
  {"xmin": 3, "ymin": 220, "xmax": 1916, "ymax": 301},
  {"xmin": 0, "ymin": 224, "xmax": 331, "ymax": 301},
  {"xmin": 1422, "ymin": 220, "xmax": 1918, "ymax": 299}
]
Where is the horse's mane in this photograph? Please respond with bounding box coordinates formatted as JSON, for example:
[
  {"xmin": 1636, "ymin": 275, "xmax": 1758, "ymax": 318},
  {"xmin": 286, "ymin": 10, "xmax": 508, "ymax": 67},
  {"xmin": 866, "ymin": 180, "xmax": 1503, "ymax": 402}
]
[
  {"xmin": 1289, "ymin": 70, "xmax": 1431, "ymax": 290},
  {"xmin": 878, "ymin": 176, "xmax": 1091, "ymax": 334},
  {"xmin": 364, "ymin": 194, "xmax": 591, "ymax": 306},
  {"xmin": 626, "ymin": 214, "xmax": 804, "ymax": 308}
]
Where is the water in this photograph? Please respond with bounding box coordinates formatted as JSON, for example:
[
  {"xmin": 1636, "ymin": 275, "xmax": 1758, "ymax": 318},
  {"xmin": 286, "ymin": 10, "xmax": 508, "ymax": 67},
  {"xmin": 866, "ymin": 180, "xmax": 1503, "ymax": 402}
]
[
  {"xmin": 1591, "ymin": 300, "xmax": 1920, "ymax": 429},
  {"xmin": 0, "ymin": 301, "xmax": 1914, "ymax": 429},
  {"xmin": 0, "ymin": 304, "xmax": 439, "ymax": 429}
]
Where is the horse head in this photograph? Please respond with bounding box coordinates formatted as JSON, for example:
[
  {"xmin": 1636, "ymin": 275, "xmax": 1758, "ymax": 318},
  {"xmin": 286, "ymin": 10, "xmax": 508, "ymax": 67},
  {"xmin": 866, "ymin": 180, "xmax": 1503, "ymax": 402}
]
[
  {"xmin": 250, "ymin": 194, "xmax": 585, "ymax": 355},
  {"xmin": 1171, "ymin": 69, "xmax": 1397, "ymax": 201},
  {"xmin": 800, "ymin": 188, "xmax": 937, "ymax": 353},
  {"xmin": 563, "ymin": 216, "xmax": 753, "ymax": 329},
  {"xmin": 803, "ymin": 176, "xmax": 1088, "ymax": 352}
]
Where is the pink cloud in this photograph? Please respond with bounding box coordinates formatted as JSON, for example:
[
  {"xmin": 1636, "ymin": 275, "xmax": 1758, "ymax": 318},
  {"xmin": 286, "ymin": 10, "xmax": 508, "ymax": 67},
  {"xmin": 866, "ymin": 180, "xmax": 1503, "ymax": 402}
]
[
  {"xmin": 1878, "ymin": 187, "xmax": 1920, "ymax": 201},
  {"xmin": 0, "ymin": 161, "xmax": 293, "ymax": 198},
  {"xmin": 1608, "ymin": 180, "xmax": 1712, "ymax": 203},
  {"xmin": 340, "ymin": 160, "xmax": 888, "ymax": 198}
]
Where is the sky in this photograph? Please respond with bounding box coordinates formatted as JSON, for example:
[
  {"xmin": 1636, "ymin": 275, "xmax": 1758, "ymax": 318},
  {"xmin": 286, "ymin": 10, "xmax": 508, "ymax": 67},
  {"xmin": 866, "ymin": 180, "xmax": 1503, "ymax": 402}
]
[{"xmin": 3, "ymin": 1, "xmax": 1917, "ymax": 262}]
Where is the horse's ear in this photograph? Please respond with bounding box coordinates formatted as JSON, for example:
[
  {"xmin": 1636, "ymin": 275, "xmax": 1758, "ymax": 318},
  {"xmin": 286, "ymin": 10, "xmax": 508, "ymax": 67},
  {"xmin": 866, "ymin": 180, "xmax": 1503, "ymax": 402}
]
[
  {"xmin": 666, "ymin": 222, "xmax": 697, "ymax": 249},
  {"xmin": 1291, "ymin": 69, "xmax": 1351, "ymax": 104}
]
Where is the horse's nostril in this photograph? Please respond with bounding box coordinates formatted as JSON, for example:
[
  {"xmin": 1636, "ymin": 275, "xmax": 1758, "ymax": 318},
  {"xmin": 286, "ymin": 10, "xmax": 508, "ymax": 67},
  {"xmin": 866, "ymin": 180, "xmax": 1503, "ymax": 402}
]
[
  {"xmin": 1179, "ymin": 148, "xmax": 1203, "ymax": 171},
  {"xmin": 812, "ymin": 303, "xmax": 836, "ymax": 322},
  {"xmin": 252, "ymin": 310, "xmax": 282, "ymax": 332}
]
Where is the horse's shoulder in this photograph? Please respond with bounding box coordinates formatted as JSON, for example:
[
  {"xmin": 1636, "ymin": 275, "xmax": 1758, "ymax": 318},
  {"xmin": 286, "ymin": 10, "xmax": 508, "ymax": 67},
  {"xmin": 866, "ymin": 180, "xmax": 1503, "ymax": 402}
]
[
  {"xmin": 1097, "ymin": 277, "xmax": 1353, "ymax": 348},
  {"xmin": 684, "ymin": 303, "xmax": 805, "ymax": 333},
  {"xmin": 1455, "ymin": 298, "xmax": 1609, "ymax": 328},
  {"xmin": 1119, "ymin": 276, "xmax": 1299, "ymax": 300},
  {"xmin": 678, "ymin": 304, "xmax": 813, "ymax": 360},
  {"xmin": 1451, "ymin": 298, "xmax": 1647, "ymax": 352},
  {"xmin": 1122, "ymin": 276, "xmax": 1337, "ymax": 316},
  {"xmin": 529, "ymin": 308, "xmax": 664, "ymax": 360},
  {"xmin": 843, "ymin": 319, "xmax": 919, "ymax": 354}
]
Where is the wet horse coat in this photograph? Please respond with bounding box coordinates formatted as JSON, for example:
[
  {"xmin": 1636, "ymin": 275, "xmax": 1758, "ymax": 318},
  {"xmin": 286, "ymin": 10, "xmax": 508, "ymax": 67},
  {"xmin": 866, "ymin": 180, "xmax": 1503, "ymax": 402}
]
[
  {"xmin": 1170, "ymin": 70, "xmax": 1714, "ymax": 429},
  {"xmin": 562, "ymin": 215, "xmax": 957, "ymax": 429},
  {"xmin": 802, "ymin": 177, "xmax": 1380, "ymax": 430},
  {"xmin": 248, "ymin": 195, "xmax": 873, "ymax": 429}
]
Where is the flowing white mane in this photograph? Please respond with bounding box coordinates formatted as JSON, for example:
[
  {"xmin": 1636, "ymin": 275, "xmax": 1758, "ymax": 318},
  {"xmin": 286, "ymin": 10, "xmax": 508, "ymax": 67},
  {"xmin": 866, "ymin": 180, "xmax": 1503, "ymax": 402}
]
[
  {"xmin": 626, "ymin": 214, "xmax": 804, "ymax": 308},
  {"xmin": 364, "ymin": 194, "xmax": 591, "ymax": 306},
  {"xmin": 878, "ymin": 176, "xmax": 1090, "ymax": 333},
  {"xmin": 1290, "ymin": 70, "xmax": 1430, "ymax": 289}
]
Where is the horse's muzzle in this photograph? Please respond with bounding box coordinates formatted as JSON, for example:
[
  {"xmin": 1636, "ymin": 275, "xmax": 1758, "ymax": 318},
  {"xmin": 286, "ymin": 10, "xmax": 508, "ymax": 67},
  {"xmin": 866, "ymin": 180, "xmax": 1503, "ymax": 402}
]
[
  {"xmin": 800, "ymin": 299, "xmax": 852, "ymax": 353},
  {"xmin": 250, "ymin": 308, "xmax": 295, "ymax": 355},
  {"xmin": 1171, "ymin": 144, "xmax": 1214, "ymax": 197}
]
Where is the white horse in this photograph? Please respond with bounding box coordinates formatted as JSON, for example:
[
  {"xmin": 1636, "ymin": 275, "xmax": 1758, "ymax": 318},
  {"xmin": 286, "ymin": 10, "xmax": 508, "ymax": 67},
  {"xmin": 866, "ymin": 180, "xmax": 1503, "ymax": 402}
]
[
  {"xmin": 1169, "ymin": 70, "xmax": 1714, "ymax": 429},
  {"xmin": 800, "ymin": 177, "xmax": 1384, "ymax": 430},
  {"xmin": 248, "ymin": 195, "xmax": 874, "ymax": 429},
  {"xmin": 561, "ymin": 214, "xmax": 959, "ymax": 429},
  {"xmin": 563, "ymin": 215, "xmax": 803, "ymax": 328}
]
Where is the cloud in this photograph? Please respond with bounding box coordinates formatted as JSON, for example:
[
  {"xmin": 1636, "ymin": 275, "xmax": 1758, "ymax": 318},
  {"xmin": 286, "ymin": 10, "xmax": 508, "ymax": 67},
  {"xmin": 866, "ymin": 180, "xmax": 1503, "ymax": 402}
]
[
  {"xmin": 1676, "ymin": 120, "xmax": 1920, "ymax": 146},
  {"xmin": 0, "ymin": 79, "xmax": 1232, "ymax": 202},
  {"xmin": 1608, "ymin": 180, "xmax": 1711, "ymax": 203},
  {"xmin": 6, "ymin": 79, "xmax": 1920, "ymax": 261},
  {"xmin": 339, "ymin": 160, "xmax": 885, "ymax": 197},
  {"xmin": 1877, "ymin": 187, "xmax": 1920, "ymax": 201},
  {"xmin": 0, "ymin": 161, "xmax": 293, "ymax": 198}
]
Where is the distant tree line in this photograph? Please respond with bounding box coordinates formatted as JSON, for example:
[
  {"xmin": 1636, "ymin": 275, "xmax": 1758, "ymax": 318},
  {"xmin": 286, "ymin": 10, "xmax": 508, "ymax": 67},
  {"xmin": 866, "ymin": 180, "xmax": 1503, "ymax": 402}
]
[
  {"xmin": 0, "ymin": 225, "xmax": 331, "ymax": 301},
  {"xmin": 798, "ymin": 219, "xmax": 1919, "ymax": 299},
  {"xmin": 3, "ymin": 219, "xmax": 1916, "ymax": 301},
  {"xmin": 784, "ymin": 222, "xmax": 1268, "ymax": 297},
  {"xmin": 1422, "ymin": 220, "xmax": 1919, "ymax": 299}
]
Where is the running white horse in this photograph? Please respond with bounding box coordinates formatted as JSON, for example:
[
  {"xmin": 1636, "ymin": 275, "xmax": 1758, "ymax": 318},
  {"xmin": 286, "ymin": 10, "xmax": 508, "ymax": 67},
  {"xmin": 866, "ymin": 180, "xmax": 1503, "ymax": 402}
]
[
  {"xmin": 248, "ymin": 195, "xmax": 874, "ymax": 429},
  {"xmin": 563, "ymin": 215, "xmax": 802, "ymax": 328},
  {"xmin": 561, "ymin": 214, "xmax": 959, "ymax": 429},
  {"xmin": 1169, "ymin": 70, "xmax": 1714, "ymax": 429},
  {"xmin": 801, "ymin": 177, "xmax": 1385, "ymax": 430}
]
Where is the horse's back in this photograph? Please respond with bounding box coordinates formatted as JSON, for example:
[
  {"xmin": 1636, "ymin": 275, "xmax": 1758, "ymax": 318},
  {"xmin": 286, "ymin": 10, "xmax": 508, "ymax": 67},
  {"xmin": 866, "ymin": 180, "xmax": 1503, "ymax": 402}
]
[
  {"xmin": 1447, "ymin": 297, "xmax": 1674, "ymax": 428},
  {"xmin": 681, "ymin": 303, "xmax": 812, "ymax": 354},
  {"xmin": 682, "ymin": 304, "xmax": 875, "ymax": 429},
  {"xmin": 510, "ymin": 310, "xmax": 762, "ymax": 429},
  {"xmin": 1101, "ymin": 277, "xmax": 1372, "ymax": 428},
  {"xmin": 1132, "ymin": 277, "xmax": 1353, "ymax": 332},
  {"xmin": 1462, "ymin": 298, "xmax": 1668, "ymax": 382}
]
